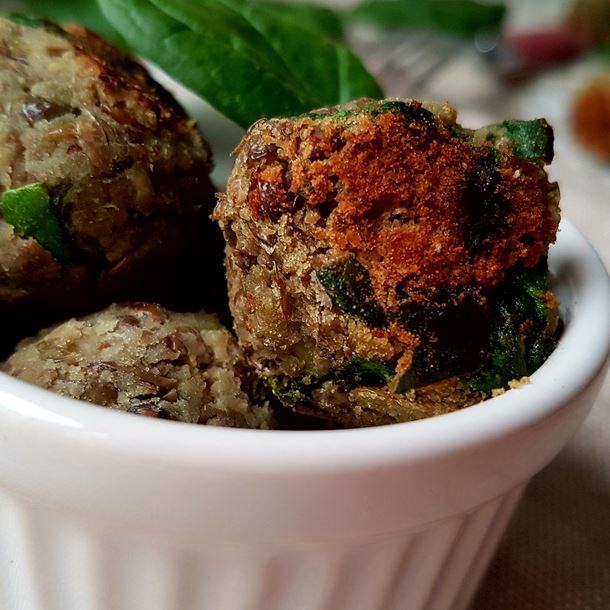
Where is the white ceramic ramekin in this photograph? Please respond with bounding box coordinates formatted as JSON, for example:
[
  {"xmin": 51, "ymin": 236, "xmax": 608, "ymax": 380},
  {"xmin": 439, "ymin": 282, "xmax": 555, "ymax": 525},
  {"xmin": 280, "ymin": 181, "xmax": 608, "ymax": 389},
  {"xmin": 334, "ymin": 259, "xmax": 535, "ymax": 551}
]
[{"xmin": 0, "ymin": 218, "xmax": 608, "ymax": 610}]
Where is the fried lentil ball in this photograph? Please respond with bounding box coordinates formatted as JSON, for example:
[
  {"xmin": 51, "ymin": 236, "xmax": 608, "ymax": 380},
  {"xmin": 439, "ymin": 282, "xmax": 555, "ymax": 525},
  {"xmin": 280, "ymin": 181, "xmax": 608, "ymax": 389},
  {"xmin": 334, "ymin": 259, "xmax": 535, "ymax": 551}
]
[
  {"xmin": 2, "ymin": 303, "xmax": 274, "ymax": 429},
  {"xmin": 0, "ymin": 16, "xmax": 221, "ymax": 350},
  {"xmin": 214, "ymin": 98, "xmax": 560, "ymax": 427}
]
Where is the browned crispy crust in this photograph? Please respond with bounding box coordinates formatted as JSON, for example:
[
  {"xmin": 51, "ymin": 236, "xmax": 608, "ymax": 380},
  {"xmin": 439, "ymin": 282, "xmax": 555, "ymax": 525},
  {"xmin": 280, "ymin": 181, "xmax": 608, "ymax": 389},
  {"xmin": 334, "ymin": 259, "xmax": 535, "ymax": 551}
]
[
  {"xmin": 58, "ymin": 23, "xmax": 189, "ymax": 127},
  {"xmin": 241, "ymin": 105, "xmax": 556, "ymax": 304}
]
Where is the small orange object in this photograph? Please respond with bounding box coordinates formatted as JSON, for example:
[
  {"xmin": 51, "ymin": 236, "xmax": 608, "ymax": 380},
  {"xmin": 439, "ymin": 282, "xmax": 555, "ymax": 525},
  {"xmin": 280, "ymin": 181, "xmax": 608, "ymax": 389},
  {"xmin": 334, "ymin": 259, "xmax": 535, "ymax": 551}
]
[{"xmin": 572, "ymin": 74, "xmax": 610, "ymax": 162}]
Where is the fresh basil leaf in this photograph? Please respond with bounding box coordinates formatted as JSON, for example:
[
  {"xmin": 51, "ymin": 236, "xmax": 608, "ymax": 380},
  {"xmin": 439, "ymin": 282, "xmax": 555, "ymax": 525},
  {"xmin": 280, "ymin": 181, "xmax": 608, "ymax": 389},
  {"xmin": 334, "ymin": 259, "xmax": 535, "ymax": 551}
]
[
  {"xmin": 225, "ymin": 0, "xmax": 381, "ymax": 110},
  {"xmin": 349, "ymin": 0, "xmax": 506, "ymax": 38},
  {"xmin": 22, "ymin": 0, "xmax": 127, "ymax": 48},
  {"xmin": 99, "ymin": 0, "xmax": 306, "ymax": 127},
  {"xmin": 253, "ymin": 1, "xmax": 344, "ymax": 42},
  {"xmin": 99, "ymin": 0, "xmax": 381, "ymax": 128}
]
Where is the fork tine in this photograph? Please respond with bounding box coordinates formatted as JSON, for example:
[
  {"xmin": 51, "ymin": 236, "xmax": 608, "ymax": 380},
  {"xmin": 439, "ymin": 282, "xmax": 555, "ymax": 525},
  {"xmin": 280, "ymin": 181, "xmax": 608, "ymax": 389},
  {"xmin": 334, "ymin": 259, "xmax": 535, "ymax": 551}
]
[
  {"xmin": 365, "ymin": 32, "xmax": 429, "ymax": 72},
  {"xmin": 352, "ymin": 27, "xmax": 462, "ymax": 98}
]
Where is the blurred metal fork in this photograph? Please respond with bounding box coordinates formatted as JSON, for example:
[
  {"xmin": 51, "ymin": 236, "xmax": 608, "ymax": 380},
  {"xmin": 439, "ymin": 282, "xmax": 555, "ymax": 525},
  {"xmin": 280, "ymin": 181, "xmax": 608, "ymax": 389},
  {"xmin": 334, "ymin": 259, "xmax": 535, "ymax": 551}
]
[
  {"xmin": 350, "ymin": 22, "xmax": 591, "ymax": 100},
  {"xmin": 348, "ymin": 26, "xmax": 465, "ymax": 98}
]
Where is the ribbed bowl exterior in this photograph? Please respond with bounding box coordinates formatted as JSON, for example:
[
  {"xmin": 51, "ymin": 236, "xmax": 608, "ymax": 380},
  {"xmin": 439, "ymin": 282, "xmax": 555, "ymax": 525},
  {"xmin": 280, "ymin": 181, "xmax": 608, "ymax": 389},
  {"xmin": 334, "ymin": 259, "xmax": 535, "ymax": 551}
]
[{"xmin": 1, "ymin": 485, "xmax": 525, "ymax": 610}]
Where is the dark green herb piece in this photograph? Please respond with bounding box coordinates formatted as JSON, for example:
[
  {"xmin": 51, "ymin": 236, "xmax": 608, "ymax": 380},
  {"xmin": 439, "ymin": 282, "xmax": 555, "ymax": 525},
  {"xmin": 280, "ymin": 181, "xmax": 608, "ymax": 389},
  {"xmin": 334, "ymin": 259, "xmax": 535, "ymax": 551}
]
[
  {"xmin": 316, "ymin": 257, "xmax": 387, "ymax": 328},
  {"xmin": 393, "ymin": 349, "xmax": 434, "ymax": 393},
  {"xmin": 473, "ymin": 119, "xmax": 554, "ymax": 163},
  {"xmin": 304, "ymin": 99, "xmax": 436, "ymax": 124},
  {"xmin": 99, "ymin": 0, "xmax": 382, "ymax": 128},
  {"xmin": 394, "ymin": 366, "xmax": 417, "ymax": 393},
  {"xmin": 502, "ymin": 120, "xmax": 554, "ymax": 162},
  {"xmin": 302, "ymin": 100, "xmax": 375, "ymax": 120},
  {"xmin": 1, "ymin": 183, "xmax": 72, "ymax": 262},
  {"xmin": 348, "ymin": 0, "xmax": 506, "ymax": 38},
  {"xmin": 451, "ymin": 125, "xmax": 473, "ymax": 140},
  {"xmin": 341, "ymin": 356, "xmax": 395, "ymax": 385},
  {"xmin": 269, "ymin": 362, "xmax": 357, "ymax": 406},
  {"xmin": 493, "ymin": 310, "xmax": 528, "ymax": 377},
  {"xmin": 374, "ymin": 100, "xmax": 435, "ymax": 123},
  {"xmin": 464, "ymin": 263, "xmax": 559, "ymax": 393},
  {"xmin": 21, "ymin": 0, "xmax": 127, "ymax": 48},
  {"xmin": 270, "ymin": 355, "xmax": 396, "ymax": 406},
  {"xmin": 509, "ymin": 266, "xmax": 550, "ymax": 325},
  {"xmin": 509, "ymin": 264, "xmax": 559, "ymax": 372},
  {"xmin": 269, "ymin": 375, "xmax": 324, "ymax": 406},
  {"xmin": 465, "ymin": 311, "xmax": 528, "ymax": 394}
]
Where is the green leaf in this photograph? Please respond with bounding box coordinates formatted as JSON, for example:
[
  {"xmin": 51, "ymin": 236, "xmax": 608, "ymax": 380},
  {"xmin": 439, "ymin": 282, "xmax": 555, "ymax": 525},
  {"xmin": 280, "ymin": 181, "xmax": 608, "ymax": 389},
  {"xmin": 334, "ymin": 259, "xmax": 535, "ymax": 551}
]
[
  {"xmin": 99, "ymin": 0, "xmax": 382, "ymax": 128},
  {"xmin": 21, "ymin": 0, "xmax": 127, "ymax": 48},
  {"xmin": 219, "ymin": 0, "xmax": 376, "ymax": 110},
  {"xmin": 100, "ymin": 0, "xmax": 304, "ymax": 127},
  {"xmin": 349, "ymin": 0, "xmax": 506, "ymax": 38},
  {"xmin": 252, "ymin": 1, "xmax": 344, "ymax": 42},
  {"xmin": 1, "ymin": 183, "xmax": 73, "ymax": 263}
]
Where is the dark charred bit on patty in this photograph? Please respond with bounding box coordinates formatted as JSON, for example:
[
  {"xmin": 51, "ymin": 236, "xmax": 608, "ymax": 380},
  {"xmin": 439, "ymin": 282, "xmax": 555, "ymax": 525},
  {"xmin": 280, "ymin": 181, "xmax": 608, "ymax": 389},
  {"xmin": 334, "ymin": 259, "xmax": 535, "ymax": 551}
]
[
  {"xmin": 0, "ymin": 16, "xmax": 223, "ymax": 353},
  {"xmin": 214, "ymin": 98, "xmax": 561, "ymax": 428}
]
